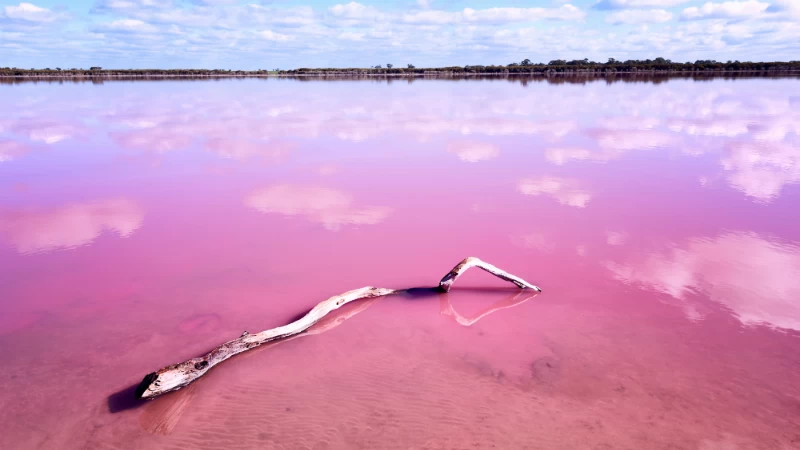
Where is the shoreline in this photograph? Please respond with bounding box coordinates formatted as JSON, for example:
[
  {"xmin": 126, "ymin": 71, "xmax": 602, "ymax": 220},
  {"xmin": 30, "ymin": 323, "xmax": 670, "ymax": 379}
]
[
  {"xmin": 1, "ymin": 69, "xmax": 799, "ymax": 82},
  {"xmin": 2, "ymin": 69, "xmax": 800, "ymax": 78}
]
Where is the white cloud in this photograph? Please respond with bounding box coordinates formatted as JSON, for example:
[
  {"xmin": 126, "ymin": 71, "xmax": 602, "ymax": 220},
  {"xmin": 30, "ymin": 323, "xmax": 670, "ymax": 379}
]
[
  {"xmin": 518, "ymin": 176, "xmax": 592, "ymax": 208},
  {"xmin": 2, "ymin": 2, "xmax": 60, "ymax": 23},
  {"xmin": 606, "ymin": 9, "xmax": 673, "ymax": 24},
  {"xmin": 260, "ymin": 30, "xmax": 293, "ymax": 41},
  {"xmin": 594, "ymin": 0, "xmax": 689, "ymax": 10},
  {"xmin": 681, "ymin": 1, "xmax": 769, "ymax": 20},
  {"xmin": 337, "ymin": 31, "xmax": 365, "ymax": 41},
  {"xmin": 403, "ymin": 5, "xmax": 585, "ymax": 24},
  {"xmin": 2, "ymin": 0, "xmax": 796, "ymax": 68},
  {"xmin": 767, "ymin": 0, "xmax": 800, "ymax": 17},
  {"xmin": 328, "ymin": 2, "xmax": 382, "ymax": 20},
  {"xmin": 92, "ymin": 0, "xmax": 174, "ymax": 12},
  {"xmin": 98, "ymin": 19, "xmax": 158, "ymax": 33}
]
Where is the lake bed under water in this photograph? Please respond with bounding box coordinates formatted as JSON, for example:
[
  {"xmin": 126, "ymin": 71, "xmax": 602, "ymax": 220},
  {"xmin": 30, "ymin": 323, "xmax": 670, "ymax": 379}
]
[{"xmin": 1, "ymin": 76, "xmax": 799, "ymax": 449}]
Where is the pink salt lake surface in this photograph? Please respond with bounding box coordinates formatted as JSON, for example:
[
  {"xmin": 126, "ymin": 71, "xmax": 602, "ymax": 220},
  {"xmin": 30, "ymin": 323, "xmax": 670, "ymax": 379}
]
[{"xmin": 1, "ymin": 76, "xmax": 799, "ymax": 450}]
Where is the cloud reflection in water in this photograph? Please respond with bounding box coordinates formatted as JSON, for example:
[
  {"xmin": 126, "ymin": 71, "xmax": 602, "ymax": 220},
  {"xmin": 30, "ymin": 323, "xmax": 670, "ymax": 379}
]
[
  {"xmin": 245, "ymin": 185, "xmax": 391, "ymax": 231},
  {"xmin": 0, "ymin": 199, "xmax": 144, "ymax": 254},
  {"xmin": 607, "ymin": 232, "xmax": 800, "ymax": 331}
]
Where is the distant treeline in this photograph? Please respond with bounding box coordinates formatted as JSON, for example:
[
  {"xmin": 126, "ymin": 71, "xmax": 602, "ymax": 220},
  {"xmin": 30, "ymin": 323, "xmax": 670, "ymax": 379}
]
[
  {"xmin": 3, "ymin": 73, "xmax": 797, "ymax": 86},
  {"xmin": 288, "ymin": 58, "xmax": 800, "ymax": 75},
  {"xmin": 0, "ymin": 68, "xmax": 274, "ymax": 77},
  {"xmin": 2, "ymin": 59, "xmax": 800, "ymax": 78}
]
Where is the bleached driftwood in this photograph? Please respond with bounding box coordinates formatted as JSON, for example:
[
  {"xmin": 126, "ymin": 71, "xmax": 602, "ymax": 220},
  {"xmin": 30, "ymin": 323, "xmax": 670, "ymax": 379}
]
[
  {"xmin": 136, "ymin": 257, "xmax": 541, "ymax": 399},
  {"xmin": 138, "ymin": 295, "xmax": 383, "ymax": 435}
]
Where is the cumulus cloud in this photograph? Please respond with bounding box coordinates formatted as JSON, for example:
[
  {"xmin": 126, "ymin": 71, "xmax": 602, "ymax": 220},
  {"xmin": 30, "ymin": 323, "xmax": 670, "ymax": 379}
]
[
  {"xmin": 3, "ymin": 2, "xmax": 60, "ymax": 22},
  {"xmin": 518, "ymin": 176, "xmax": 592, "ymax": 208},
  {"xmin": 681, "ymin": 1, "xmax": 769, "ymax": 20},
  {"xmin": 245, "ymin": 185, "xmax": 391, "ymax": 231},
  {"xmin": 337, "ymin": 31, "xmax": 365, "ymax": 41},
  {"xmin": 403, "ymin": 5, "xmax": 585, "ymax": 24},
  {"xmin": 0, "ymin": 199, "xmax": 144, "ymax": 254},
  {"xmin": 1, "ymin": 0, "xmax": 796, "ymax": 68},
  {"xmin": 605, "ymin": 9, "xmax": 673, "ymax": 24},
  {"xmin": 0, "ymin": 2, "xmax": 68, "ymax": 29},
  {"xmin": 92, "ymin": 0, "xmax": 175, "ymax": 12},
  {"xmin": 93, "ymin": 19, "xmax": 158, "ymax": 33},
  {"xmin": 328, "ymin": 2, "xmax": 383, "ymax": 21},
  {"xmin": 260, "ymin": 30, "xmax": 293, "ymax": 41},
  {"xmin": 766, "ymin": 0, "xmax": 800, "ymax": 16},
  {"xmin": 594, "ymin": 0, "xmax": 689, "ymax": 10},
  {"xmin": 607, "ymin": 232, "xmax": 800, "ymax": 331}
]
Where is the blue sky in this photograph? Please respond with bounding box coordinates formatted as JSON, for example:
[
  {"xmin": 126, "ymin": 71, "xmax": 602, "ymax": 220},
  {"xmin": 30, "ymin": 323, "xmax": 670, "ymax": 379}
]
[{"xmin": 1, "ymin": 0, "xmax": 798, "ymax": 69}]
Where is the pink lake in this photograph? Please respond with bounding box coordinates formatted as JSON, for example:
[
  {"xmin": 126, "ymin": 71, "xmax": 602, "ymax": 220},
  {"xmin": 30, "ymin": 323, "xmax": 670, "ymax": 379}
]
[{"xmin": 1, "ymin": 76, "xmax": 799, "ymax": 449}]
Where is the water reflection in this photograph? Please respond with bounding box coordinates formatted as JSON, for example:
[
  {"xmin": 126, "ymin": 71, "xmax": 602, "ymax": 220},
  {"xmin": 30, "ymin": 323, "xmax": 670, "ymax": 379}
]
[
  {"xmin": 446, "ymin": 141, "xmax": 499, "ymax": 163},
  {"xmin": 0, "ymin": 78, "xmax": 796, "ymax": 204},
  {"xmin": 721, "ymin": 141, "xmax": 800, "ymax": 202},
  {"xmin": 204, "ymin": 138, "xmax": 290, "ymax": 162},
  {"xmin": 0, "ymin": 199, "xmax": 143, "ymax": 254},
  {"xmin": 518, "ymin": 176, "xmax": 591, "ymax": 208},
  {"xmin": 1, "ymin": 77, "xmax": 800, "ymax": 450},
  {"xmin": 0, "ymin": 140, "xmax": 29, "ymax": 162},
  {"xmin": 112, "ymin": 129, "xmax": 193, "ymax": 154},
  {"xmin": 440, "ymin": 291, "xmax": 539, "ymax": 327},
  {"xmin": 607, "ymin": 232, "xmax": 800, "ymax": 331},
  {"xmin": 14, "ymin": 121, "xmax": 83, "ymax": 144},
  {"xmin": 245, "ymin": 185, "xmax": 391, "ymax": 231}
]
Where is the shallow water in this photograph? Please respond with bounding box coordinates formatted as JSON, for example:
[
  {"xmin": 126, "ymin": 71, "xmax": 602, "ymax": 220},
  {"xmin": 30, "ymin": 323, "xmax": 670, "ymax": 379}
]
[{"xmin": 1, "ymin": 76, "xmax": 799, "ymax": 449}]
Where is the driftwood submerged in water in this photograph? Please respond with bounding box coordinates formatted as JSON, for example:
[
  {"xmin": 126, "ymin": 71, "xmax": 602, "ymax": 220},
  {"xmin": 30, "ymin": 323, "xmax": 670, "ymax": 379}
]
[{"xmin": 135, "ymin": 257, "xmax": 541, "ymax": 400}]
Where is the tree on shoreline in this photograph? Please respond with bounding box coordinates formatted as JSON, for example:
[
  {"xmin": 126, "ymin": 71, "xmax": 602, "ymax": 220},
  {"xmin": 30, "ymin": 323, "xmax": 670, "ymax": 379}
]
[{"xmin": 3, "ymin": 59, "xmax": 799, "ymax": 78}]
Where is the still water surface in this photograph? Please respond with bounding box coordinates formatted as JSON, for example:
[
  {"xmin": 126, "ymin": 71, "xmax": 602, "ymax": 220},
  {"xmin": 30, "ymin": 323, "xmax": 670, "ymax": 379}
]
[{"xmin": 1, "ymin": 76, "xmax": 799, "ymax": 449}]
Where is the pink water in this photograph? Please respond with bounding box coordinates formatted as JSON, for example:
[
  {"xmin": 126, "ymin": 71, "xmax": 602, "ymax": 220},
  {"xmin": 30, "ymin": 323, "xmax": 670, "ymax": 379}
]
[{"xmin": 1, "ymin": 77, "xmax": 799, "ymax": 449}]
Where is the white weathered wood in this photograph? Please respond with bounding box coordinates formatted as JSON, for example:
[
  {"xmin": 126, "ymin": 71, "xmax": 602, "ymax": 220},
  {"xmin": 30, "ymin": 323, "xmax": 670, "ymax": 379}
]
[
  {"xmin": 136, "ymin": 257, "xmax": 539, "ymax": 399},
  {"xmin": 438, "ymin": 256, "xmax": 542, "ymax": 292}
]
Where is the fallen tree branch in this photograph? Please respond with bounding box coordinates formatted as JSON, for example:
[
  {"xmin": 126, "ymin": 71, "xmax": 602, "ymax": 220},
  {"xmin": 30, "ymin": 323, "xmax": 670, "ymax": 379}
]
[
  {"xmin": 136, "ymin": 256, "xmax": 541, "ymax": 399},
  {"xmin": 138, "ymin": 295, "xmax": 383, "ymax": 435}
]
